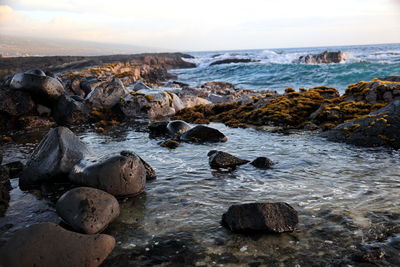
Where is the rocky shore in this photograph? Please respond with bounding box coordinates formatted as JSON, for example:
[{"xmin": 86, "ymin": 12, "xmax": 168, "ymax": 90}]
[{"xmin": 0, "ymin": 51, "xmax": 399, "ymax": 266}]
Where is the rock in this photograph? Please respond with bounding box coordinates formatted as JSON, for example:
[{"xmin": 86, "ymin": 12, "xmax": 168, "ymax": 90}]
[
  {"xmin": 208, "ymin": 151, "xmax": 249, "ymax": 169},
  {"xmin": 53, "ymin": 95, "xmax": 90, "ymax": 125},
  {"xmin": 37, "ymin": 104, "xmax": 52, "ymax": 117},
  {"xmin": 19, "ymin": 127, "xmax": 91, "ymax": 189},
  {"xmin": 210, "ymin": 58, "xmax": 259, "ymax": 66},
  {"xmin": 322, "ymin": 100, "xmax": 400, "ymax": 148},
  {"xmin": 167, "ymin": 120, "xmax": 191, "ymax": 136},
  {"xmin": 69, "ymin": 151, "xmax": 146, "ymax": 196},
  {"xmin": 0, "ymin": 165, "xmax": 11, "ymax": 216},
  {"xmin": 180, "ymin": 95, "xmax": 212, "ymax": 108},
  {"xmin": 250, "ymin": 157, "xmax": 273, "ymax": 169},
  {"xmin": 221, "ymin": 202, "xmax": 299, "ymax": 233},
  {"xmin": 379, "ymin": 75, "xmax": 400, "ymax": 82},
  {"xmin": 130, "ymin": 80, "xmax": 152, "ymax": 91},
  {"xmin": 86, "ymin": 78, "xmax": 128, "ymax": 109},
  {"xmin": 17, "ymin": 115, "xmax": 55, "ymax": 130},
  {"xmin": 0, "ymin": 88, "xmax": 35, "ymax": 117},
  {"xmin": 298, "ymin": 51, "xmax": 346, "ymax": 64},
  {"xmin": 24, "ymin": 69, "xmax": 47, "ymax": 76},
  {"xmin": 148, "ymin": 121, "xmax": 169, "ymax": 137},
  {"xmin": 56, "ymin": 187, "xmax": 120, "ymax": 234},
  {"xmin": 181, "ymin": 125, "xmax": 227, "ymax": 143},
  {"xmin": 80, "ymin": 78, "xmax": 103, "ymax": 96},
  {"xmin": 139, "ymin": 157, "xmax": 157, "ymax": 181},
  {"xmin": 0, "ymin": 222, "xmax": 115, "ymax": 267},
  {"xmin": 10, "ymin": 72, "xmax": 65, "ymax": 101},
  {"xmin": 208, "ymin": 94, "xmax": 235, "ymax": 104},
  {"xmin": 1, "ymin": 161, "xmax": 24, "ymax": 178},
  {"xmin": 160, "ymin": 139, "xmax": 180, "ymax": 149}
]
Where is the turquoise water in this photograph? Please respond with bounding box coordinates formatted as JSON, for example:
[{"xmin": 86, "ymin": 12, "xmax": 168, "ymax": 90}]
[{"xmin": 172, "ymin": 43, "xmax": 400, "ymax": 93}]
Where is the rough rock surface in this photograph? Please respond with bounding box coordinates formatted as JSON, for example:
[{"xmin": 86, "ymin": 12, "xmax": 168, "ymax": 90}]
[
  {"xmin": 86, "ymin": 78, "xmax": 127, "ymax": 109},
  {"xmin": 0, "ymin": 89, "xmax": 35, "ymax": 117},
  {"xmin": 181, "ymin": 125, "xmax": 227, "ymax": 143},
  {"xmin": 56, "ymin": 187, "xmax": 120, "ymax": 234},
  {"xmin": 298, "ymin": 51, "xmax": 346, "ymax": 64},
  {"xmin": 210, "ymin": 58, "xmax": 259, "ymax": 66},
  {"xmin": 250, "ymin": 157, "xmax": 273, "ymax": 169},
  {"xmin": 19, "ymin": 126, "xmax": 91, "ymax": 189},
  {"xmin": 53, "ymin": 95, "xmax": 90, "ymax": 125},
  {"xmin": 0, "ymin": 222, "xmax": 115, "ymax": 267},
  {"xmin": 69, "ymin": 151, "xmax": 146, "ymax": 196},
  {"xmin": 322, "ymin": 100, "xmax": 400, "ymax": 148},
  {"xmin": 222, "ymin": 202, "xmax": 299, "ymax": 233},
  {"xmin": 139, "ymin": 156, "xmax": 157, "ymax": 181},
  {"xmin": 208, "ymin": 151, "xmax": 249, "ymax": 169},
  {"xmin": 167, "ymin": 120, "xmax": 191, "ymax": 136}
]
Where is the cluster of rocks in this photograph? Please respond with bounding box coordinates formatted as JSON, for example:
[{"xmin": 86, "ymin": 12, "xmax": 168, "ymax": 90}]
[
  {"xmin": 297, "ymin": 51, "xmax": 347, "ymax": 64},
  {"xmin": 208, "ymin": 150, "xmax": 273, "ymax": 170}
]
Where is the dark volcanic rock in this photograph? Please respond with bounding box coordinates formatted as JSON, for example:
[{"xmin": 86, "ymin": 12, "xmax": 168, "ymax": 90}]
[
  {"xmin": 56, "ymin": 187, "xmax": 120, "ymax": 234},
  {"xmin": 69, "ymin": 150, "xmax": 146, "ymax": 196},
  {"xmin": 208, "ymin": 151, "xmax": 249, "ymax": 169},
  {"xmin": 222, "ymin": 202, "xmax": 299, "ymax": 233},
  {"xmin": 298, "ymin": 51, "xmax": 346, "ymax": 64},
  {"xmin": 0, "ymin": 165, "xmax": 12, "ymax": 216},
  {"xmin": 148, "ymin": 121, "xmax": 169, "ymax": 137},
  {"xmin": 19, "ymin": 127, "xmax": 91, "ymax": 189},
  {"xmin": 167, "ymin": 120, "xmax": 191, "ymax": 136},
  {"xmin": 210, "ymin": 58, "xmax": 259, "ymax": 66},
  {"xmin": 53, "ymin": 95, "xmax": 90, "ymax": 125},
  {"xmin": 0, "ymin": 222, "xmax": 115, "ymax": 267},
  {"xmin": 86, "ymin": 78, "xmax": 127, "ymax": 109},
  {"xmin": 322, "ymin": 100, "xmax": 400, "ymax": 148},
  {"xmin": 250, "ymin": 157, "xmax": 273, "ymax": 169},
  {"xmin": 0, "ymin": 88, "xmax": 35, "ymax": 116},
  {"xmin": 160, "ymin": 139, "xmax": 180, "ymax": 149},
  {"xmin": 181, "ymin": 125, "xmax": 227, "ymax": 143},
  {"xmin": 139, "ymin": 156, "xmax": 157, "ymax": 181}
]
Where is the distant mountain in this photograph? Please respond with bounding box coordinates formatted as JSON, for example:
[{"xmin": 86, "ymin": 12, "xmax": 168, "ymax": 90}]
[{"xmin": 0, "ymin": 35, "xmax": 167, "ymax": 57}]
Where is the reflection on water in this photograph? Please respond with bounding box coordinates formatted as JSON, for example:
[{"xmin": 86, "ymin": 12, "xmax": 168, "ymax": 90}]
[{"xmin": 1, "ymin": 123, "xmax": 400, "ymax": 265}]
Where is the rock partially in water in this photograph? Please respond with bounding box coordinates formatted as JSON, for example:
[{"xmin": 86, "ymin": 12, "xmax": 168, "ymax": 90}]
[
  {"xmin": 322, "ymin": 100, "xmax": 400, "ymax": 148},
  {"xmin": 56, "ymin": 187, "xmax": 120, "ymax": 234},
  {"xmin": 0, "ymin": 161, "xmax": 24, "ymax": 179},
  {"xmin": 148, "ymin": 121, "xmax": 169, "ymax": 137},
  {"xmin": 250, "ymin": 157, "xmax": 273, "ymax": 169},
  {"xmin": 222, "ymin": 202, "xmax": 299, "ymax": 233},
  {"xmin": 298, "ymin": 51, "xmax": 346, "ymax": 64},
  {"xmin": 181, "ymin": 125, "xmax": 227, "ymax": 143},
  {"xmin": 0, "ymin": 222, "xmax": 115, "ymax": 267},
  {"xmin": 19, "ymin": 126, "xmax": 91, "ymax": 189},
  {"xmin": 69, "ymin": 151, "xmax": 146, "ymax": 196},
  {"xmin": 53, "ymin": 95, "xmax": 90, "ymax": 125},
  {"xmin": 210, "ymin": 58, "xmax": 259, "ymax": 66},
  {"xmin": 167, "ymin": 120, "xmax": 191, "ymax": 136},
  {"xmin": 139, "ymin": 156, "xmax": 157, "ymax": 181},
  {"xmin": 86, "ymin": 78, "xmax": 128, "ymax": 109},
  {"xmin": 160, "ymin": 139, "xmax": 180, "ymax": 149},
  {"xmin": 208, "ymin": 151, "xmax": 249, "ymax": 169}
]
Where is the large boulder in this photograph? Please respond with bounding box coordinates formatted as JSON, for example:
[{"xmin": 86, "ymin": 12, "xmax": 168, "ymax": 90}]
[
  {"xmin": 53, "ymin": 95, "xmax": 90, "ymax": 125},
  {"xmin": 298, "ymin": 51, "xmax": 346, "ymax": 64},
  {"xmin": 86, "ymin": 78, "xmax": 128, "ymax": 109},
  {"xmin": 0, "ymin": 222, "xmax": 115, "ymax": 267},
  {"xmin": 69, "ymin": 151, "xmax": 146, "ymax": 196},
  {"xmin": 10, "ymin": 71, "xmax": 65, "ymax": 100},
  {"xmin": 208, "ymin": 150, "xmax": 249, "ymax": 169},
  {"xmin": 167, "ymin": 120, "xmax": 191, "ymax": 136},
  {"xmin": 222, "ymin": 202, "xmax": 299, "ymax": 233},
  {"xmin": 56, "ymin": 187, "xmax": 120, "ymax": 234},
  {"xmin": 181, "ymin": 125, "xmax": 227, "ymax": 143},
  {"xmin": 0, "ymin": 88, "xmax": 35, "ymax": 117},
  {"xmin": 322, "ymin": 100, "xmax": 400, "ymax": 148},
  {"xmin": 19, "ymin": 127, "xmax": 91, "ymax": 189}
]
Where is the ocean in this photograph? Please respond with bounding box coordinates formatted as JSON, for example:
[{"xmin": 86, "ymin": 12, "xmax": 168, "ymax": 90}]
[{"xmin": 171, "ymin": 43, "xmax": 400, "ymax": 93}]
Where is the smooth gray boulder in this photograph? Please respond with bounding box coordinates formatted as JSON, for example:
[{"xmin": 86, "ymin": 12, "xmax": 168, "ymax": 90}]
[
  {"xmin": 181, "ymin": 125, "xmax": 227, "ymax": 143},
  {"xmin": 19, "ymin": 127, "xmax": 91, "ymax": 189},
  {"xmin": 86, "ymin": 78, "xmax": 128, "ymax": 109},
  {"xmin": 208, "ymin": 151, "xmax": 249, "ymax": 169},
  {"xmin": 0, "ymin": 222, "xmax": 115, "ymax": 267},
  {"xmin": 56, "ymin": 187, "xmax": 120, "ymax": 234},
  {"xmin": 69, "ymin": 151, "xmax": 146, "ymax": 196},
  {"xmin": 10, "ymin": 72, "xmax": 65, "ymax": 100},
  {"xmin": 222, "ymin": 202, "xmax": 299, "ymax": 233},
  {"xmin": 167, "ymin": 120, "xmax": 191, "ymax": 136}
]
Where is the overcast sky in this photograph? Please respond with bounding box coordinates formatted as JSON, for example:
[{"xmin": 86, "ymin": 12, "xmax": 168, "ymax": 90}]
[{"xmin": 0, "ymin": 0, "xmax": 399, "ymax": 51}]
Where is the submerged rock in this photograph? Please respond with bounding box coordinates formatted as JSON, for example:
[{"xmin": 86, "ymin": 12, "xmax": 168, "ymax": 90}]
[
  {"xmin": 298, "ymin": 51, "xmax": 346, "ymax": 64},
  {"xmin": 0, "ymin": 222, "xmax": 115, "ymax": 267},
  {"xmin": 208, "ymin": 151, "xmax": 249, "ymax": 169},
  {"xmin": 250, "ymin": 157, "xmax": 273, "ymax": 169},
  {"xmin": 322, "ymin": 100, "xmax": 400, "ymax": 148},
  {"xmin": 69, "ymin": 151, "xmax": 146, "ymax": 196},
  {"xmin": 167, "ymin": 120, "xmax": 191, "ymax": 136},
  {"xmin": 19, "ymin": 127, "xmax": 91, "ymax": 189},
  {"xmin": 210, "ymin": 58, "xmax": 259, "ymax": 66},
  {"xmin": 181, "ymin": 125, "xmax": 227, "ymax": 143},
  {"xmin": 56, "ymin": 187, "xmax": 120, "ymax": 234},
  {"xmin": 222, "ymin": 202, "xmax": 299, "ymax": 233}
]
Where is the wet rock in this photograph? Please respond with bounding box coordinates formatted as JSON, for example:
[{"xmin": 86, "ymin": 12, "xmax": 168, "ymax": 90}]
[
  {"xmin": 0, "ymin": 88, "xmax": 35, "ymax": 117},
  {"xmin": 0, "ymin": 161, "xmax": 24, "ymax": 178},
  {"xmin": 25, "ymin": 69, "xmax": 46, "ymax": 76},
  {"xmin": 17, "ymin": 115, "xmax": 55, "ymax": 130},
  {"xmin": 379, "ymin": 75, "xmax": 400, "ymax": 82},
  {"xmin": 86, "ymin": 78, "xmax": 128, "ymax": 109},
  {"xmin": 69, "ymin": 151, "xmax": 146, "ymax": 196},
  {"xmin": 250, "ymin": 157, "xmax": 273, "ymax": 169},
  {"xmin": 208, "ymin": 151, "xmax": 249, "ymax": 169},
  {"xmin": 160, "ymin": 139, "xmax": 180, "ymax": 149},
  {"xmin": 10, "ymin": 72, "xmax": 65, "ymax": 101},
  {"xmin": 37, "ymin": 104, "xmax": 51, "ymax": 117},
  {"xmin": 298, "ymin": 51, "xmax": 346, "ymax": 64},
  {"xmin": 130, "ymin": 80, "xmax": 152, "ymax": 91},
  {"xmin": 322, "ymin": 100, "xmax": 400, "ymax": 148},
  {"xmin": 56, "ymin": 187, "xmax": 120, "ymax": 234},
  {"xmin": 222, "ymin": 202, "xmax": 299, "ymax": 233},
  {"xmin": 80, "ymin": 78, "xmax": 103, "ymax": 96},
  {"xmin": 181, "ymin": 125, "xmax": 227, "ymax": 143},
  {"xmin": 139, "ymin": 156, "xmax": 157, "ymax": 181},
  {"xmin": 167, "ymin": 120, "xmax": 191, "ymax": 136},
  {"xmin": 53, "ymin": 95, "xmax": 90, "ymax": 125},
  {"xmin": 19, "ymin": 127, "xmax": 91, "ymax": 189},
  {"xmin": 148, "ymin": 121, "xmax": 169, "ymax": 137},
  {"xmin": 0, "ymin": 165, "xmax": 12, "ymax": 216},
  {"xmin": 0, "ymin": 222, "xmax": 115, "ymax": 267},
  {"xmin": 210, "ymin": 58, "xmax": 259, "ymax": 66}
]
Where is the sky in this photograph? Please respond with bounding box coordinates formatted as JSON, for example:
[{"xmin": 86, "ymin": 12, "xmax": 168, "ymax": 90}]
[{"xmin": 0, "ymin": 0, "xmax": 399, "ymax": 51}]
